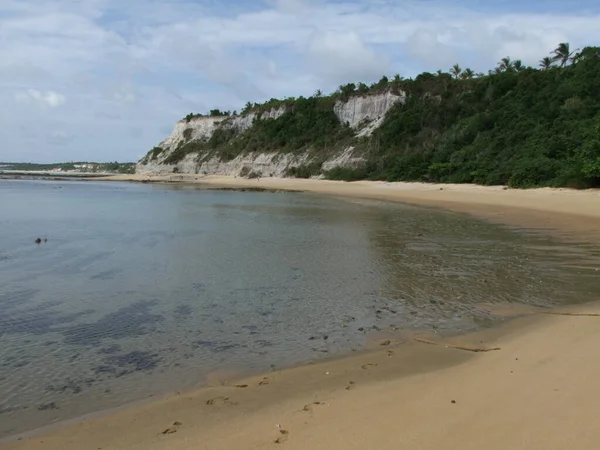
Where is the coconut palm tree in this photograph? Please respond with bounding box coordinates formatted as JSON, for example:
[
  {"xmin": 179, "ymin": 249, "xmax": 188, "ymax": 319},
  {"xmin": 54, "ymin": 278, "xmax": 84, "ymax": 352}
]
[
  {"xmin": 569, "ymin": 50, "xmax": 583, "ymax": 65},
  {"xmin": 539, "ymin": 56, "xmax": 554, "ymax": 70},
  {"xmin": 393, "ymin": 73, "xmax": 403, "ymax": 83},
  {"xmin": 512, "ymin": 60, "xmax": 524, "ymax": 72},
  {"xmin": 450, "ymin": 64, "xmax": 462, "ymax": 79},
  {"xmin": 314, "ymin": 89, "xmax": 323, "ymax": 97},
  {"xmin": 498, "ymin": 56, "xmax": 513, "ymax": 72},
  {"xmin": 461, "ymin": 68, "xmax": 475, "ymax": 79},
  {"xmin": 552, "ymin": 42, "xmax": 577, "ymax": 67}
]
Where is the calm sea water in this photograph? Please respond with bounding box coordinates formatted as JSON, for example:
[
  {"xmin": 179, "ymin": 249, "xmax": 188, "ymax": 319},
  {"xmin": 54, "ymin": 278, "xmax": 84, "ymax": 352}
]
[{"xmin": 1, "ymin": 179, "xmax": 600, "ymax": 437}]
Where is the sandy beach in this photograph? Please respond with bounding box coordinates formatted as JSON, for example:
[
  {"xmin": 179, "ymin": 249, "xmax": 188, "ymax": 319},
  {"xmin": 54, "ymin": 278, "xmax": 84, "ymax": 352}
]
[{"xmin": 4, "ymin": 176, "xmax": 600, "ymax": 450}]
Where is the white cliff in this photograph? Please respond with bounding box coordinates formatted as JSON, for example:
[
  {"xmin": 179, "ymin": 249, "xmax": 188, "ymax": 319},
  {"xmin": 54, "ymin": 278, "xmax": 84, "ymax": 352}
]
[
  {"xmin": 138, "ymin": 91, "xmax": 403, "ymax": 177},
  {"xmin": 333, "ymin": 90, "xmax": 405, "ymax": 135}
]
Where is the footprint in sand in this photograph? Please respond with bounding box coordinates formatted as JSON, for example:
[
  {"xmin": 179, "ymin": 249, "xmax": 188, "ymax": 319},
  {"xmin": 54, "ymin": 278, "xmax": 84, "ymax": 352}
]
[
  {"xmin": 259, "ymin": 377, "xmax": 270, "ymax": 386},
  {"xmin": 161, "ymin": 421, "xmax": 183, "ymax": 435},
  {"xmin": 235, "ymin": 384, "xmax": 248, "ymax": 388},
  {"xmin": 345, "ymin": 381, "xmax": 355, "ymax": 391},
  {"xmin": 274, "ymin": 429, "xmax": 289, "ymax": 444},
  {"xmin": 205, "ymin": 396, "xmax": 237, "ymax": 406},
  {"xmin": 301, "ymin": 401, "xmax": 323, "ymax": 413},
  {"xmin": 361, "ymin": 363, "xmax": 377, "ymax": 370}
]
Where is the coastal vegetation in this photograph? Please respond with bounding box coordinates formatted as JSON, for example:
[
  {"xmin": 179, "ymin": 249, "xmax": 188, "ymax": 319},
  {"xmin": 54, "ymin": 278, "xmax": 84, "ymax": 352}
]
[{"xmin": 161, "ymin": 43, "xmax": 600, "ymax": 188}]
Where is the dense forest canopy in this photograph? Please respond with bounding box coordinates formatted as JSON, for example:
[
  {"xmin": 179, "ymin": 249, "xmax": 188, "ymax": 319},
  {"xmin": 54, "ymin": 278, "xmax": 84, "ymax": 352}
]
[{"xmin": 170, "ymin": 43, "xmax": 600, "ymax": 188}]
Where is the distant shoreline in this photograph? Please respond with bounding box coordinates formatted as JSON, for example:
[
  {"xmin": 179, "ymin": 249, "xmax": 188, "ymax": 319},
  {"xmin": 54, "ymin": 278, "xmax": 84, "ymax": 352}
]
[{"xmin": 0, "ymin": 171, "xmax": 109, "ymax": 180}]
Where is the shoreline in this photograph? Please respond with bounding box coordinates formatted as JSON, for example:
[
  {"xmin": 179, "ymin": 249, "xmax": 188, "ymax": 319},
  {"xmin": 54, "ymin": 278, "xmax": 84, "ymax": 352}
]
[
  {"xmin": 5, "ymin": 304, "xmax": 600, "ymax": 450},
  {"xmin": 4, "ymin": 175, "xmax": 600, "ymax": 449},
  {"xmin": 97, "ymin": 174, "xmax": 600, "ymax": 239}
]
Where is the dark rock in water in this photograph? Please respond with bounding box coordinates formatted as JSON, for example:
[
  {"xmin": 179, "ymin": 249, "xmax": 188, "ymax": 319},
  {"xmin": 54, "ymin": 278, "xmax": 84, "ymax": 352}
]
[
  {"xmin": 35, "ymin": 238, "xmax": 42, "ymax": 244},
  {"xmin": 37, "ymin": 402, "xmax": 59, "ymax": 411},
  {"xmin": 323, "ymin": 335, "xmax": 329, "ymax": 341},
  {"xmin": 62, "ymin": 300, "xmax": 163, "ymax": 345}
]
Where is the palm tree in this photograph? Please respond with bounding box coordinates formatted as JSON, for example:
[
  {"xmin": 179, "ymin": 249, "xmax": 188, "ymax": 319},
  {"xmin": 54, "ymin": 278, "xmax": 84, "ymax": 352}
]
[
  {"xmin": 539, "ymin": 57, "xmax": 554, "ymax": 70},
  {"xmin": 314, "ymin": 89, "xmax": 323, "ymax": 97},
  {"xmin": 569, "ymin": 50, "xmax": 583, "ymax": 65},
  {"xmin": 512, "ymin": 60, "xmax": 524, "ymax": 72},
  {"xmin": 461, "ymin": 68, "xmax": 475, "ymax": 79},
  {"xmin": 450, "ymin": 64, "xmax": 462, "ymax": 79},
  {"xmin": 393, "ymin": 73, "xmax": 403, "ymax": 83},
  {"xmin": 498, "ymin": 56, "xmax": 513, "ymax": 72},
  {"xmin": 552, "ymin": 42, "xmax": 577, "ymax": 67}
]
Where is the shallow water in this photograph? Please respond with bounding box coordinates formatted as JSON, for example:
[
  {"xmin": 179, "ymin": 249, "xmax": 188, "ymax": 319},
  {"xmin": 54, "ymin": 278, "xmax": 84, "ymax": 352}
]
[{"xmin": 1, "ymin": 179, "xmax": 600, "ymax": 437}]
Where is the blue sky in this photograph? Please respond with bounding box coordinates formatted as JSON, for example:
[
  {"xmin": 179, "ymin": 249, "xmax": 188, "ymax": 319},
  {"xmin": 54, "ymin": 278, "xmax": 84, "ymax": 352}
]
[{"xmin": 1, "ymin": 0, "xmax": 599, "ymax": 163}]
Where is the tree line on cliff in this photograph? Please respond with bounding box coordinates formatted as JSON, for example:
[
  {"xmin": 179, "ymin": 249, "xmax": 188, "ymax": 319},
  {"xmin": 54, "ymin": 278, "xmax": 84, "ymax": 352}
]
[{"xmin": 158, "ymin": 43, "xmax": 600, "ymax": 188}]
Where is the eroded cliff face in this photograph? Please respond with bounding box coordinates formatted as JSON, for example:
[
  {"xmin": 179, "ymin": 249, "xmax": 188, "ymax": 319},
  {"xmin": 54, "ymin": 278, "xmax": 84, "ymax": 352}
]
[
  {"xmin": 334, "ymin": 90, "xmax": 405, "ymax": 136},
  {"xmin": 137, "ymin": 91, "xmax": 403, "ymax": 177}
]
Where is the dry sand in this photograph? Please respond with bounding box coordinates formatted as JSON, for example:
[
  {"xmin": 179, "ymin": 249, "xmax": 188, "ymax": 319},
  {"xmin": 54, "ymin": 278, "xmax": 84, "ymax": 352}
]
[{"xmin": 5, "ymin": 176, "xmax": 600, "ymax": 450}]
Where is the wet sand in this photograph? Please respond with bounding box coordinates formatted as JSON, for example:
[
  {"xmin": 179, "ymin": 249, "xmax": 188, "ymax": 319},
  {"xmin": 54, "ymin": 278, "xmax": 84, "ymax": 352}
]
[{"xmin": 5, "ymin": 176, "xmax": 600, "ymax": 450}]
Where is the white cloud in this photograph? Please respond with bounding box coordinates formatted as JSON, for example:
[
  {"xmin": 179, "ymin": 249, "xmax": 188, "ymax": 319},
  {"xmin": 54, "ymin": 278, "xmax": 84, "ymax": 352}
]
[
  {"xmin": 14, "ymin": 89, "xmax": 66, "ymax": 108},
  {"xmin": 306, "ymin": 31, "xmax": 390, "ymax": 85},
  {"xmin": 405, "ymin": 28, "xmax": 458, "ymax": 69},
  {"xmin": 0, "ymin": 0, "xmax": 599, "ymax": 162}
]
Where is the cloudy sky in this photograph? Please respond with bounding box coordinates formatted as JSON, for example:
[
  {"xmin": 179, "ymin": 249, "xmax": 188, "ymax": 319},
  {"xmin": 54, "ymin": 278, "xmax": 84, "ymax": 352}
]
[{"xmin": 1, "ymin": 0, "xmax": 599, "ymax": 163}]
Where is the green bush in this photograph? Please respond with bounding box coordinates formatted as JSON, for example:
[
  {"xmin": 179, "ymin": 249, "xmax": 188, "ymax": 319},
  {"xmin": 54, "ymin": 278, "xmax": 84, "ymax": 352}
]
[
  {"xmin": 325, "ymin": 167, "xmax": 369, "ymax": 181},
  {"xmin": 285, "ymin": 162, "xmax": 323, "ymax": 178}
]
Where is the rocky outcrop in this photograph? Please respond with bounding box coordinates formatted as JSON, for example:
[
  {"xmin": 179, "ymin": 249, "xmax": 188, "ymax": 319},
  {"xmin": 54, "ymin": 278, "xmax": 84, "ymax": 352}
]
[
  {"xmin": 333, "ymin": 91, "xmax": 405, "ymax": 135},
  {"xmin": 137, "ymin": 91, "xmax": 403, "ymax": 177},
  {"xmin": 157, "ymin": 106, "xmax": 287, "ymax": 154},
  {"xmin": 139, "ymin": 151, "xmax": 312, "ymax": 178}
]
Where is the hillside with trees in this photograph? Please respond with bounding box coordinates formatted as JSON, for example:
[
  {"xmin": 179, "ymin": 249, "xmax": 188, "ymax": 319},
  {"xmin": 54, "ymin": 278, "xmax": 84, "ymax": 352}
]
[{"xmin": 145, "ymin": 43, "xmax": 600, "ymax": 188}]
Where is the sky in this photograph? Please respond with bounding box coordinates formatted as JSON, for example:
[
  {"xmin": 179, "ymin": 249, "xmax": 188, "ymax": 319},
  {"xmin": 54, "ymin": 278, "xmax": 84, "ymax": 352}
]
[{"xmin": 1, "ymin": 0, "xmax": 599, "ymax": 163}]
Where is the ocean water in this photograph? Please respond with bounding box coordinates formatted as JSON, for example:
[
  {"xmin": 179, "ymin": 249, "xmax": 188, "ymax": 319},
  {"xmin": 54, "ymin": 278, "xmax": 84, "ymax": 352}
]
[{"xmin": 1, "ymin": 179, "xmax": 600, "ymax": 437}]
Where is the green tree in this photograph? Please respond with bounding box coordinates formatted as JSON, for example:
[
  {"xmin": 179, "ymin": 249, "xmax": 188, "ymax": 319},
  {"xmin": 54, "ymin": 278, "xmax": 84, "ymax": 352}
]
[
  {"xmin": 357, "ymin": 82, "xmax": 369, "ymax": 94},
  {"xmin": 498, "ymin": 56, "xmax": 513, "ymax": 72},
  {"xmin": 539, "ymin": 56, "xmax": 554, "ymax": 70},
  {"xmin": 338, "ymin": 82, "xmax": 357, "ymax": 99},
  {"xmin": 450, "ymin": 64, "xmax": 462, "ymax": 79},
  {"xmin": 552, "ymin": 42, "xmax": 576, "ymax": 67},
  {"xmin": 512, "ymin": 60, "xmax": 524, "ymax": 72},
  {"xmin": 461, "ymin": 68, "xmax": 475, "ymax": 79}
]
